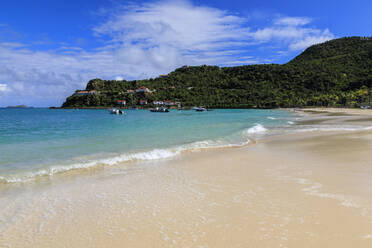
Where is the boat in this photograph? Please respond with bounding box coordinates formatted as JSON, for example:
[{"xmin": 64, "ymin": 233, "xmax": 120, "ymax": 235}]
[
  {"xmin": 150, "ymin": 107, "xmax": 169, "ymax": 112},
  {"xmin": 109, "ymin": 108, "xmax": 124, "ymax": 115},
  {"xmin": 195, "ymin": 106, "xmax": 207, "ymax": 112}
]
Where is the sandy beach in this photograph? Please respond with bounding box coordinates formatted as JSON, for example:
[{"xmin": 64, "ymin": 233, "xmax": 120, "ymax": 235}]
[{"xmin": 1, "ymin": 108, "xmax": 372, "ymax": 247}]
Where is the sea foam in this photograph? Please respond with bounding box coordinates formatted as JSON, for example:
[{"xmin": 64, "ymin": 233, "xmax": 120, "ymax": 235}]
[
  {"xmin": 0, "ymin": 137, "xmax": 253, "ymax": 184},
  {"xmin": 245, "ymin": 124, "xmax": 267, "ymax": 134}
]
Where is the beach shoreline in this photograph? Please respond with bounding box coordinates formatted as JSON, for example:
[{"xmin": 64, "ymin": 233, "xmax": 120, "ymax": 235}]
[
  {"xmin": 1, "ymin": 108, "xmax": 372, "ymax": 247},
  {"xmin": 295, "ymin": 107, "xmax": 372, "ymax": 116}
]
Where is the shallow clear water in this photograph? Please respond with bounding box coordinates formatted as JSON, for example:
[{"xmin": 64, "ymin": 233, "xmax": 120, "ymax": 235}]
[{"xmin": 0, "ymin": 108, "xmax": 295, "ymax": 182}]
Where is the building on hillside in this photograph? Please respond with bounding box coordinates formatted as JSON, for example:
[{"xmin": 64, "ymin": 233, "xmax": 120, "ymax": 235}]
[
  {"xmin": 164, "ymin": 100, "xmax": 175, "ymax": 106},
  {"xmin": 135, "ymin": 86, "xmax": 152, "ymax": 93},
  {"xmin": 117, "ymin": 100, "xmax": 126, "ymax": 106},
  {"xmin": 139, "ymin": 99, "xmax": 148, "ymax": 105},
  {"xmin": 126, "ymin": 90, "xmax": 134, "ymax": 94},
  {"xmin": 153, "ymin": 101, "xmax": 164, "ymax": 105},
  {"xmin": 76, "ymin": 90, "xmax": 97, "ymax": 96}
]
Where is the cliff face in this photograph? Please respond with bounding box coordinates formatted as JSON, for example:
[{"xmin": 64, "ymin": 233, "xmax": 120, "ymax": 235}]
[{"xmin": 62, "ymin": 37, "xmax": 372, "ymax": 108}]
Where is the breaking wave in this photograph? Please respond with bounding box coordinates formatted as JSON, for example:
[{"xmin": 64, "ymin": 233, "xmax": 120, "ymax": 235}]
[
  {"xmin": 245, "ymin": 124, "xmax": 267, "ymax": 134},
  {"xmin": 0, "ymin": 132, "xmax": 257, "ymax": 184},
  {"xmin": 2, "ymin": 122, "xmax": 371, "ymax": 185}
]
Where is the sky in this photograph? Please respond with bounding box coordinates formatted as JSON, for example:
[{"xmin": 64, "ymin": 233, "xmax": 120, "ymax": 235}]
[{"xmin": 0, "ymin": 0, "xmax": 371, "ymax": 107}]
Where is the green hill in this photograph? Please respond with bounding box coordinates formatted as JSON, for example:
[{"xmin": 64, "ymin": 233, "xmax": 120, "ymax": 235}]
[{"xmin": 62, "ymin": 37, "xmax": 372, "ymax": 108}]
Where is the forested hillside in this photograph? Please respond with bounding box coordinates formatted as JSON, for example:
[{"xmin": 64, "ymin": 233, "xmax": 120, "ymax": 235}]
[{"xmin": 62, "ymin": 37, "xmax": 372, "ymax": 108}]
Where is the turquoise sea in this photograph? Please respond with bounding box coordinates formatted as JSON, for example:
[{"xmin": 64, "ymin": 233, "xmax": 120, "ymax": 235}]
[{"xmin": 0, "ymin": 108, "xmax": 297, "ymax": 183}]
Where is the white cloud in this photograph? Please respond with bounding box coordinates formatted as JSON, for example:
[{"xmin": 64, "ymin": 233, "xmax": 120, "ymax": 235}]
[
  {"xmin": 289, "ymin": 29, "xmax": 334, "ymax": 50},
  {"xmin": 251, "ymin": 16, "xmax": 334, "ymax": 50},
  {"xmin": 274, "ymin": 17, "xmax": 312, "ymax": 26},
  {"xmin": 0, "ymin": 1, "xmax": 335, "ymax": 107},
  {"xmin": 0, "ymin": 83, "xmax": 10, "ymax": 92},
  {"xmin": 93, "ymin": 0, "xmax": 251, "ymax": 63}
]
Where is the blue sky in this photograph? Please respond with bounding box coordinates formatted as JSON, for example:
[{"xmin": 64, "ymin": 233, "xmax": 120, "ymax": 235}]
[{"xmin": 0, "ymin": 0, "xmax": 371, "ymax": 107}]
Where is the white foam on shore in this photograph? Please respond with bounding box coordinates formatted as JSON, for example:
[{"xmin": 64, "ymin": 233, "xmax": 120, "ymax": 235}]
[
  {"xmin": 0, "ymin": 135, "xmax": 254, "ymax": 184},
  {"xmin": 2, "ymin": 121, "xmax": 371, "ymax": 185},
  {"xmin": 293, "ymin": 126, "xmax": 372, "ymax": 133},
  {"xmin": 245, "ymin": 124, "xmax": 267, "ymax": 134},
  {"xmin": 296, "ymin": 178, "xmax": 361, "ymax": 208}
]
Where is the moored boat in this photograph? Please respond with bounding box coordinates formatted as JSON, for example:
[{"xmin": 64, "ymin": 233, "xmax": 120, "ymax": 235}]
[
  {"xmin": 150, "ymin": 107, "xmax": 169, "ymax": 112},
  {"xmin": 109, "ymin": 108, "xmax": 124, "ymax": 115},
  {"xmin": 195, "ymin": 106, "xmax": 207, "ymax": 112}
]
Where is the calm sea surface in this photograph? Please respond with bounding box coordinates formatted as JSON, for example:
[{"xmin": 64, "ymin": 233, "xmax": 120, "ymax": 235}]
[{"xmin": 0, "ymin": 108, "xmax": 296, "ymax": 183}]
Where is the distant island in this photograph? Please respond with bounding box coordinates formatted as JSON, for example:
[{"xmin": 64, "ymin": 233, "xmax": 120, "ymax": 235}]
[
  {"xmin": 62, "ymin": 37, "xmax": 372, "ymax": 109},
  {"xmin": 6, "ymin": 105, "xmax": 33, "ymax": 109}
]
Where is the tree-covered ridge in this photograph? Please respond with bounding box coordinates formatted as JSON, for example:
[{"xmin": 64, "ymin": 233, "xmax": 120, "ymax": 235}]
[
  {"xmin": 62, "ymin": 37, "xmax": 372, "ymax": 108},
  {"xmin": 289, "ymin": 36, "xmax": 372, "ymax": 64}
]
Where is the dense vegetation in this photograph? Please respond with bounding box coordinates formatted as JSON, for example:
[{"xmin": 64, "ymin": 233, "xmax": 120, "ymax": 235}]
[{"xmin": 62, "ymin": 37, "xmax": 372, "ymax": 108}]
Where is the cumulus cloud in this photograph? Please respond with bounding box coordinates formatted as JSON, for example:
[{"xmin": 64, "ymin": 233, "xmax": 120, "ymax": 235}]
[
  {"xmin": 94, "ymin": 1, "xmax": 249, "ymax": 52},
  {"xmin": 0, "ymin": 1, "xmax": 335, "ymax": 106}
]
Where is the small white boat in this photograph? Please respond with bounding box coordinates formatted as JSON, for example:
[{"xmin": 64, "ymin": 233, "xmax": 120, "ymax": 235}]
[
  {"xmin": 109, "ymin": 108, "xmax": 124, "ymax": 115},
  {"xmin": 195, "ymin": 106, "xmax": 207, "ymax": 112},
  {"xmin": 150, "ymin": 107, "xmax": 169, "ymax": 112}
]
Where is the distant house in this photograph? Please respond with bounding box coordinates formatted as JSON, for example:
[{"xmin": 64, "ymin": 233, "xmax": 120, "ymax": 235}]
[
  {"xmin": 153, "ymin": 100, "xmax": 164, "ymax": 105},
  {"xmin": 159, "ymin": 74, "xmax": 168, "ymax": 78},
  {"xmin": 168, "ymin": 86, "xmax": 175, "ymax": 89},
  {"xmin": 76, "ymin": 90, "xmax": 97, "ymax": 96},
  {"xmin": 76, "ymin": 91, "xmax": 89, "ymax": 95},
  {"xmin": 126, "ymin": 90, "xmax": 134, "ymax": 94},
  {"xmin": 136, "ymin": 86, "xmax": 152, "ymax": 93},
  {"xmin": 139, "ymin": 99, "xmax": 148, "ymax": 105},
  {"xmin": 164, "ymin": 100, "xmax": 175, "ymax": 106},
  {"xmin": 117, "ymin": 100, "xmax": 126, "ymax": 106}
]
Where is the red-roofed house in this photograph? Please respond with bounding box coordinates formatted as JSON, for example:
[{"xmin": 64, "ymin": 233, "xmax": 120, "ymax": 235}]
[
  {"xmin": 136, "ymin": 86, "xmax": 151, "ymax": 93},
  {"xmin": 126, "ymin": 90, "xmax": 134, "ymax": 94},
  {"xmin": 117, "ymin": 100, "xmax": 126, "ymax": 106},
  {"xmin": 139, "ymin": 99, "xmax": 148, "ymax": 105}
]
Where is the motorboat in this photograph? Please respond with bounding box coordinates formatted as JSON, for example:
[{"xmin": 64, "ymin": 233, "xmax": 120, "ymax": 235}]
[
  {"xmin": 150, "ymin": 107, "xmax": 169, "ymax": 112},
  {"xmin": 195, "ymin": 106, "xmax": 207, "ymax": 112},
  {"xmin": 109, "ymin": 108, "xmax": 124, "ymax": 115}
]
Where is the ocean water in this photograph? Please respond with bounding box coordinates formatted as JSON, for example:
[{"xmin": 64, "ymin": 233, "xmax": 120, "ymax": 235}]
[{"xmin": 0, "ymin": 108, "xmax": 296, "ymax": 183}]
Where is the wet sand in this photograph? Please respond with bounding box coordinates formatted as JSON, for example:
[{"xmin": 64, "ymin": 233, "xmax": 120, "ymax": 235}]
[
  {"xmin": 300, "ymin": 107, "xmax": 372, "ymax": 116},
  {"xmin": 1, "ymin": 109, "xmax": 372, "ymax": 247}
]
